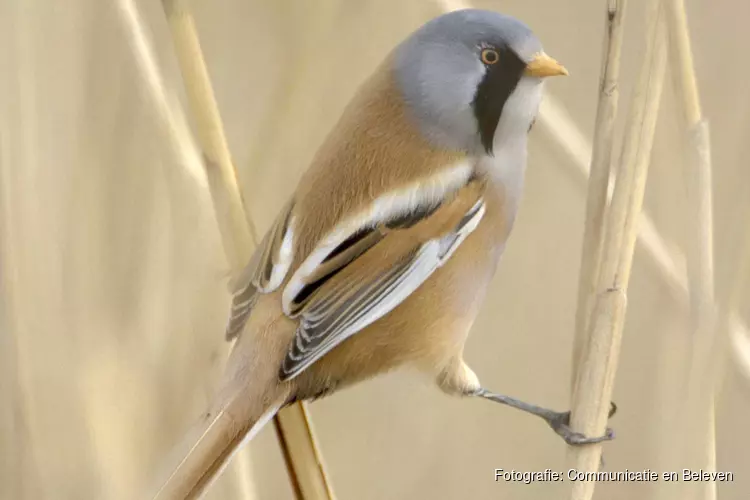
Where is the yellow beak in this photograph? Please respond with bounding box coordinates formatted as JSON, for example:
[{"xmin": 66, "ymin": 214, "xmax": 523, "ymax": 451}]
[{"xmin": 524, "ymin": 52, "xmax": 569, "ymax": 78}]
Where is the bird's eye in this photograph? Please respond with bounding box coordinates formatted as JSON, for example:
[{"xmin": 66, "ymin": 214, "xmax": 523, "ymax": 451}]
[{"xmin": 480, "ymin": 48, "xmax": 499, "ymax": 65}]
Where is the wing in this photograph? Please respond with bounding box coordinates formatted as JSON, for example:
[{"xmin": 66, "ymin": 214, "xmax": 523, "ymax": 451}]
[
  {"xmin": 225, "ymin": 200, "xmax": 295, "ymax": 340},
  {"xmin": 278, "ymin": 178, "xmax": 487, "ymax": 381}
]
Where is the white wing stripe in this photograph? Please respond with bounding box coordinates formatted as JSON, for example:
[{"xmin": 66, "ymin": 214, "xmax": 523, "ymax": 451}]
[
  {"xmin": 286, "ymin": 245, "xmax": 439, "ymax": 374},
  {"xmin": 294, "ymin": 246, "xmax": 434, "ymax": 358},
  {"xmin": 265, "ymin": 217, "xmax": 295, "ymax": 291},
  {"xmin": 282, "ymin": 161, "xmax": 472, "ymax": 316},
  {"xmin": 438, "ymin": 201, "xmax": 485, "ymax": 265},
  {"xmin": 305, "ymin": 247, "xmax": 422, "ymax": 336}
]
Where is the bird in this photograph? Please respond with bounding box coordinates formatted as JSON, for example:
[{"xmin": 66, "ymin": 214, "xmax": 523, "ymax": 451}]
[{"xmin": 150, "ymin": 8, "xmax": 614, "ymax": 499}]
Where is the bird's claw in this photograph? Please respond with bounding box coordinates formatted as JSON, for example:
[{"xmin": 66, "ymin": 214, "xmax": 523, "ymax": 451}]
[{"xmin": 544, "ymin": 402, "xmax": 617, "ymax": 446}]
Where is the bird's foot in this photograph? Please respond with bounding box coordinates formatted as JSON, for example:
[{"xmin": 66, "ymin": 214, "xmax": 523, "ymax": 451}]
[{"xmin": 543, "ymin": 405, "xmax": 616, "ymax": 446}]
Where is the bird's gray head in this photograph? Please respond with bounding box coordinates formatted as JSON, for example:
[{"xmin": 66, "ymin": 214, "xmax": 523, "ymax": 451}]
[{"xmin": 393, "ymin": 9, "xmax": 567, "ymax": 155}]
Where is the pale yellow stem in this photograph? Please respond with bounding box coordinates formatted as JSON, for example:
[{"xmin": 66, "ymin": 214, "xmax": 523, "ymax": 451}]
[
  {"xmin": 659, "ymin": 2, "xmax": 718, "ymax": 500},
  {"xmin": 570, "ymin": 0, "xmax": 628, "ymax": 389},
  {"xmin": 566, "ymin": 2, "xmax": 667, "ymax": 499}
]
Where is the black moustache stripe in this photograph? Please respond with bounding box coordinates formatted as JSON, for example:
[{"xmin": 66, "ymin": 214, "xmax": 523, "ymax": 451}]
[{"xmin": 472, "ymin": 46, "xmax": 527, "ymax": 154}]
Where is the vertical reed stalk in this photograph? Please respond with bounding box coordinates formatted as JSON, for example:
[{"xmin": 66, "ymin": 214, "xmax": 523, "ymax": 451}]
[
  {"xmin": 566, "ymin": 2, "xmax": 667, "ymax": 499},
  {"xmin": 657, "ymin": 2, "xmax": 718, "ymax": 499},
  {"xmin": 570, "ymin": 0, "xmax": 628, "ymax": 390}
]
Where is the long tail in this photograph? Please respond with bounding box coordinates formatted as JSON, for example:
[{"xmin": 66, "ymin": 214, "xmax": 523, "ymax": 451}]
[{"xmin": 147, "ymin": 315, "xmax": 293, "ymax": 500}]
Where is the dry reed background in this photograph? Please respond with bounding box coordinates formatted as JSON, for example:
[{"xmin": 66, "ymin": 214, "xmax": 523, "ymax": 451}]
[{"xmin": 1, "ymin": 1, "xmax": 749, "ymax": 499}]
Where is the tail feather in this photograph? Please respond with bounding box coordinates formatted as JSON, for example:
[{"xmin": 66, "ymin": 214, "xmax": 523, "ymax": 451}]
[
  {"xmin": 148, "ymin": 310, "xmax": 294, "ymax": 499},
  {"xmin": 147, "ymin": 388, "xmax": 285, "ymax": 500}
]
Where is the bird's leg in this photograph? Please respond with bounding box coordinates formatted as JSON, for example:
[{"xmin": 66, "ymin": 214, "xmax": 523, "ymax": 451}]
[
  {"xmin": 436, "ymin": 357, "xmax": 616, "ymax": 446},
  {"xmin": 474, "ymin": 388, "xmax": 616, "ymax": 445}
]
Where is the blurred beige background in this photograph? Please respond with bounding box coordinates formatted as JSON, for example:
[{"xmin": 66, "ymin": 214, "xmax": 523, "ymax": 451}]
[{"xmin": 1, "ymin": 1, "xmax": 748, "ymax": 499}]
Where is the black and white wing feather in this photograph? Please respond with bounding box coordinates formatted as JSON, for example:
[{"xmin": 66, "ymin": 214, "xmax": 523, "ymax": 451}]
[
  {"xmin": 278, "ymin": 181, "xmax": 486, "ymax": 380},
  {"xmin": 225, "ymin": 201, "xmax": 295, "ymax": 340}
]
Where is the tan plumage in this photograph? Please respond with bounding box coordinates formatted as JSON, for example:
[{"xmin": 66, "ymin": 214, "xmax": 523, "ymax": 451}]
[
  {"xmin": 148, "ymin": 10, "xmax": 609, "ymax": 500},
  {"xmin": 152, "ymin": 68, "xmax": 504, "ymax": 500}
]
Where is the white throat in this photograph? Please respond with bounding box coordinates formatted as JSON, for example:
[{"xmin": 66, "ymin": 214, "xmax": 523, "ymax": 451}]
[{"xmin": 478, "ymin": 77, "xmax": 543, "ymax": 223}]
